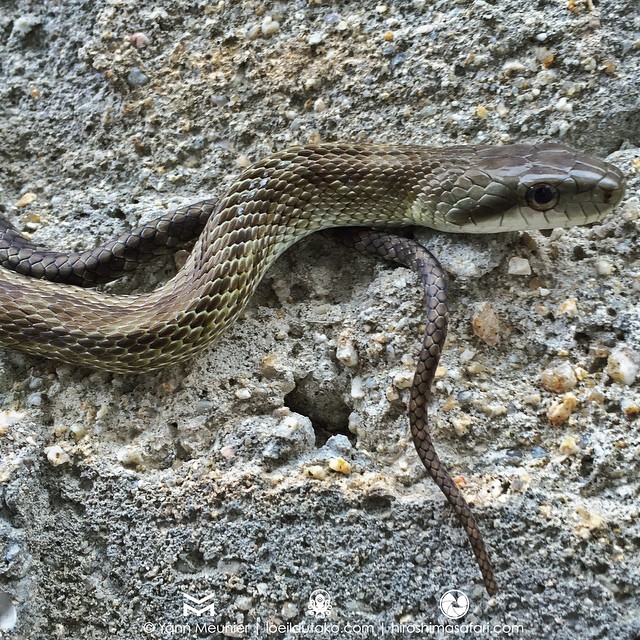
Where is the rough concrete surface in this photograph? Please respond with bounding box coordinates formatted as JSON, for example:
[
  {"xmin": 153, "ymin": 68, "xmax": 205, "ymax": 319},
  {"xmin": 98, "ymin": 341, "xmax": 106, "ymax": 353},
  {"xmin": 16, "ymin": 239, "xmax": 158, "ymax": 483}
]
[{"xmin": 0, "ymin": 1, "xmax": 639, "ymax": 639}]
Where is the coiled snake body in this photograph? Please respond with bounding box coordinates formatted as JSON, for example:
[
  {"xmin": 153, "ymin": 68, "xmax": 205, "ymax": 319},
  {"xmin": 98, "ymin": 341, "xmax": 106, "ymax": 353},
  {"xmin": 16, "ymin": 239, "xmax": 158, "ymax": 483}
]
[{"xmin": 0, "ymin": 143, "xmax": 625, "ymax": 594}]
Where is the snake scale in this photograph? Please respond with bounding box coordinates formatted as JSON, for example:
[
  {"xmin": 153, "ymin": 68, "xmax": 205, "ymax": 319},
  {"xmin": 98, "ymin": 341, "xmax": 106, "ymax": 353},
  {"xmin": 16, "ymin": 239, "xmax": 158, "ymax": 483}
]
[{"xmin": 0, "ymin": 143, "xmax": 625, "ymax": 595}]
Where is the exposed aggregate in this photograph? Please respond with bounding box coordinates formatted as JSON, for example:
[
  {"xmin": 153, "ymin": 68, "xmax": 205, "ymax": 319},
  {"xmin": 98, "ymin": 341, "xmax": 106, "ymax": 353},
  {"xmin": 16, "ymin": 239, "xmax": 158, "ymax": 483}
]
[{"xmin": 0, "ymin": 1, "xmax": 638, "ymax": 638}]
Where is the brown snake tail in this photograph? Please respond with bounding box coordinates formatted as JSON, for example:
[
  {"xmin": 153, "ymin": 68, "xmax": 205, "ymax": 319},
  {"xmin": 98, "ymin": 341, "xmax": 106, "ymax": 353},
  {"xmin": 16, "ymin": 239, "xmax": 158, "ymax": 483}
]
[
  {"xmin": 0, "ymin": 143, "xmax": 627, "ymax": 595},
  {"xmin": 334, "ymin": 229, "xmax": 497, "ymax": 595}
]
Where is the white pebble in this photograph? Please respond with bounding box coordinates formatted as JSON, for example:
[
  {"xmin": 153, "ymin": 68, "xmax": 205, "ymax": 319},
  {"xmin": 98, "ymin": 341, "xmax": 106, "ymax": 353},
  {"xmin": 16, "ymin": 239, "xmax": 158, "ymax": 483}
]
[
  {"xmin": 594, "ymin": 259, "xmax": 614, "ymax": 276},
  {"xmin": 46, "ymin": 445, "xmax": 70, "ymax": 467},
  {"xmin": 558, "ymin": 298, "xmax": 578, "ymax": 317},
  {"xmin": 328, "ymin": 457, "xmax": 352, "ymax": 474},
  {"xmin": 508, "ymin": 257, "xmax": 532, "ymax": 275},
  {"xmin": 549, "ymin": 119, "xmax": 571, "ymax": 136},
  {"xmin": 479, "ymin": 402, "xmax": 508, "ymax": 417},
  {"xmin": 547, "ymin": 393, "xmax": 578, "ymax": 426},
  {"xmin": 336, "ymin": 337, "xmax": 358, "ymax": 367},
  {"xmin": 0, "ymin": 410, "xmax": 26, "ymax": 430},
  {"xmin": 305, "ymin": 465, "xmax": 327, "ymax": 480},
  {"xmin": 535, "ymin": 69, "xmax": 558, "ymax": 85},
  {"xmin": 117, "ymin": 447, "xmax": 144, "ymax": 468},
  {"xmin": 393, "ymin": 369, "xmax": 414, "ymax": 389},
  {"xmin": 0, "ymin": 592, "xmax": 16, "ymax": 631},
  {"xmin": 348, "ymin": 411, "xmax": 362, "ymax": 432},
  {"xmin": 350, "ymin": 376, "xmax": 365, "ymax": 399},
  {"xmin": 26, "ymin": 393, "xmax": 42, "ymax": 407},
  {"xmin": 385, "ymin": 385, "xmax": 400, "ymax": 402},
  {"xmin": 459, "ymin": 348, "xmax": 476, "ymax": 363},
  {"xmin": 261, "ymin": 16, "xmax": 279, "ymax": 37},
  {"xmin": 236, "ymin": 596, "xmax": 254, "ymax": 611},
  {"xmin": 307, "ymin": 31, "xmax": 324, "ymax": 45},
  {"xmin": 541, "ymin": 362, "xmax": 577, "ymax": 393},
  {"xmin": 313, "ymin": 97, "xmax": 327, "ymax": 112},
  {"xmin": 13, "ymin": 15, "xmax": 40, "ymax": 36},
  {"xmin": 235, "ymin": 388, "xmax": 252, "ymax": 400},
  {"xmin": 607, "ymin": 348, "xmax": 638, "ymax": 385},
  {"xmin": 96, "ymin": 404, "xmax": 109, "ymax": 420},
  {"xmin": 69, "ymin": 424, "xmax": 87, "ymax": 441},
  {"xmin": 559, "ymin": 435, "xmax": 581, "ymax": 456},
  {"xmin": 400, "ymin": 353, "xmax": 414, "ymax": 366},
  {"xmin": 502, "ymin": 60, "xmax": 526, "ymax": 76},
  {"xmin": 555, "ymin": 97, "xmax": 573, "ymax": 112}
]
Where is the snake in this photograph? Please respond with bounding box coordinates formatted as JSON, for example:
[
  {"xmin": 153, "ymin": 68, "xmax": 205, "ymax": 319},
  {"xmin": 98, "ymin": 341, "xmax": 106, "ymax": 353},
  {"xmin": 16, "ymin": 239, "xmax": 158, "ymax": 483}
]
[{"xmin": 0, "ymin": 142, "xmax": 626, "ymax": 595}]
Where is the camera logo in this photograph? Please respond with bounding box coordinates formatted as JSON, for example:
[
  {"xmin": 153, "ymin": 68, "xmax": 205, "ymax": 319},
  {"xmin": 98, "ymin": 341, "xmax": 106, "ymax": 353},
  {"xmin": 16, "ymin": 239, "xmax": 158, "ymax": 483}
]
[{"xmin": 439, "ymin": 590, "xmax": 469, "ymax": 619}]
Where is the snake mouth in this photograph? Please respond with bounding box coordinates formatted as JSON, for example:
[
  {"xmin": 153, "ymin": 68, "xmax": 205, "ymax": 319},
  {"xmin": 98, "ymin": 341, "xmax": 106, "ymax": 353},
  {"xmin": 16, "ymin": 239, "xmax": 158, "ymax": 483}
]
[{"xmin": 437, "ymin": 191, "xmax": 623, "ymax": 234}]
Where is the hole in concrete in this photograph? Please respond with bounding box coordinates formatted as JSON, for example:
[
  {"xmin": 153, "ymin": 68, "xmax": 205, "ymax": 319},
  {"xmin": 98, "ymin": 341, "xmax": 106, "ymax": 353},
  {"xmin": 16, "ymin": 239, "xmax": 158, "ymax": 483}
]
[
  {"xmin": 572, "ymin": 245, "xmax": 588, "ymax": 261},
  {"xmin": 284, "ymin": 374, "xmax": 353, "ymax": 447}
]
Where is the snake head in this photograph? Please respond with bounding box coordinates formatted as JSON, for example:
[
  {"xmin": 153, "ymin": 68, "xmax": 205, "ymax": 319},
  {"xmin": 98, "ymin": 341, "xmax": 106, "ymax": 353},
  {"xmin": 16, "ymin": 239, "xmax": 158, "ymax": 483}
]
[{"xmin": 431, "ymin": 143, "xmax": 626, "ymax": 233}]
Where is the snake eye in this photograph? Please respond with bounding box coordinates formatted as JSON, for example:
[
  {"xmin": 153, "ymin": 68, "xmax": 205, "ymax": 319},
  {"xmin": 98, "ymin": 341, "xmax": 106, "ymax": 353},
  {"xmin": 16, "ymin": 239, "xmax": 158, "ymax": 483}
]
[{"xmin": 525, "ymin": 183, "xmax": 560, "ymax": 211}]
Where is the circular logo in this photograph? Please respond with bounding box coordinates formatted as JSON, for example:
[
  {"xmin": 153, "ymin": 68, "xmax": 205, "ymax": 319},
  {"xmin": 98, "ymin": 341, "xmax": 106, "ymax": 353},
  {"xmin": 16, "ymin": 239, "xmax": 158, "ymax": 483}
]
[
  {"xmin": 308, "ymin": 589, "xmax": 332, "ymax": 618},
  {"xmin": 439, "ymin": 589, "xmax": 469, "ymax": 619}
]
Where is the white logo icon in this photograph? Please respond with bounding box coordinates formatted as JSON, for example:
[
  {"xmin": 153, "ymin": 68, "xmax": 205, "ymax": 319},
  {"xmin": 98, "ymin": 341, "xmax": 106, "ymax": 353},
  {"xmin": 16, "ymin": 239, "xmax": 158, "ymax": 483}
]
[
  {"xmin": 182, "ymin": 593, "xmax": 216, "ymax": 617},
  {"xmin": 439, "ymin": 589, "xmax": 469, "ymax": 619},
  {"xmin": 307, "ymin": 589, "xmax": 332, "ymax": 618}
]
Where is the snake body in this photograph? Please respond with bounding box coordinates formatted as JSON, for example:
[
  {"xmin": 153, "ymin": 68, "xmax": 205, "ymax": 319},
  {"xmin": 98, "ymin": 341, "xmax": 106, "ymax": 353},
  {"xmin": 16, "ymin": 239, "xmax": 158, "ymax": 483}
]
[
  {"xmin": 0, "ymin": 142, "xmax": 625, "ymax": 594},
  {"xmin": 0, "ymin": 143, "xmax": 624, "ymax": 371}
]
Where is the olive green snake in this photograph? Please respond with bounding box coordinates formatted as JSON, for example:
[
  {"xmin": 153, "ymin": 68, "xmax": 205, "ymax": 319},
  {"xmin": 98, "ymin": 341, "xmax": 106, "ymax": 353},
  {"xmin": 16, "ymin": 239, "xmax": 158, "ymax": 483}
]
[{"xmin": 0, "ymin": 143, "xmax": 626, "ymax": 595}]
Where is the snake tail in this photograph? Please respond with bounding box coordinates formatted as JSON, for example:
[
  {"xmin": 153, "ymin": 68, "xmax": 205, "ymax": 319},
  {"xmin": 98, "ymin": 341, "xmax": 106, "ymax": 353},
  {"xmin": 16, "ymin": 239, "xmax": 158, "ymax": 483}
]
[{"xmin": 335, "ymin": 229, "xmax": 497, "ymax": 595}]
